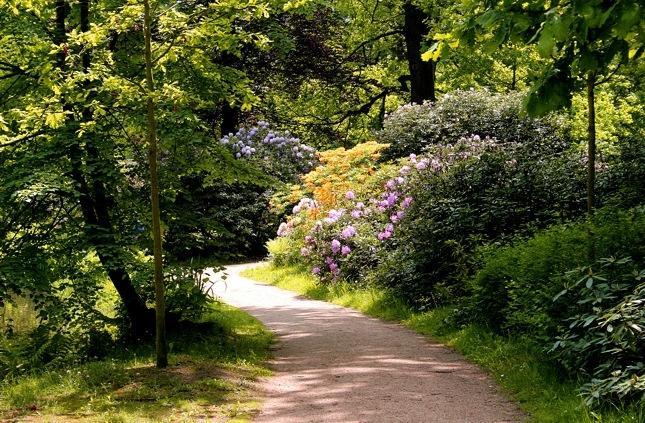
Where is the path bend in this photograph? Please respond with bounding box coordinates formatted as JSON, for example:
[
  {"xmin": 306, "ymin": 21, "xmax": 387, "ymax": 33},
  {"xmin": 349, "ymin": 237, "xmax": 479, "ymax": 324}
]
[{"xmin": 209, "ymin": 263, "xmax": 524, "ymax": 423}]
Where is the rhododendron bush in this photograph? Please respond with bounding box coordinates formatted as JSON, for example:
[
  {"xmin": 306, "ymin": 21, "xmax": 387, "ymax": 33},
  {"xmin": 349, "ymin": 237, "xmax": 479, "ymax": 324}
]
[
  {"xmin": 169, "ymin": 122, "xmax": 319, "ymax": 262},
  {"xmin": 220, "ymin": 121, "xmax": 318, "ymax": 183},
  {"xmin": 377, "ymin": 89, "xmax": 568, "ymax": 160},
  {"xmin": 269, "ymin": 137, "xmax": 553, "ymax": 286},
  {"xmin": 269, "ymin": 117, "xmax": 594, "ymax": 308}
]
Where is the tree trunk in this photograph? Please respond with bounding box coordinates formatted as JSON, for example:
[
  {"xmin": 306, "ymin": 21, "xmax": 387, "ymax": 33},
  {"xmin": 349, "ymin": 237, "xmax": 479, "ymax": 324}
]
[
  {"xmin": 511, "ymin": 62, "xmax": 517, "ymax": 91},
  {"xmin": 220, "ymin": 103, "xmax": 241, "ymax": 136},
  {"xmin": 586, "ymin": 72, "xmax": 596, "ymax": 214},
  {"xmin": 57, "ymin": 0, "xmax": 154, "ymax": 337},
  {"xmin": 585, "ymin": 72, "xmax": 597, "ymax": 262},
  {"xmin": 402, "ymin": 1, "xmax": 435, "ymax": 104},
  {"xmin": 143, "ymin": 0, "xmax": 168, "ymax": 368}
]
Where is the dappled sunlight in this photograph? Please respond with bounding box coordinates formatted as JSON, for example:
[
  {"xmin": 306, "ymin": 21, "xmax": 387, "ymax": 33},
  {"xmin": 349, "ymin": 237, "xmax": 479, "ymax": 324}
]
[{"xmin": 217, "ymin": 264, "xmax": 523, "ymax": 422}]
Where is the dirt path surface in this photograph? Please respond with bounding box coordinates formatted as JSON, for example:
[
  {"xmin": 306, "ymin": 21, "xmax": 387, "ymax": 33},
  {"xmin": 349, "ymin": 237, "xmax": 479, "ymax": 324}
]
[{"xmin": 209, "ymin": 263, "xmax": 525, "ymax": 423}]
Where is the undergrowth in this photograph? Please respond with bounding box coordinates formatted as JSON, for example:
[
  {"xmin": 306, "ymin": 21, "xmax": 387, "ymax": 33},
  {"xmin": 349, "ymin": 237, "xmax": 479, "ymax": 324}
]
[{"xmin": 0, "ymin": 301, "xmax": 272, "ymax": 422}]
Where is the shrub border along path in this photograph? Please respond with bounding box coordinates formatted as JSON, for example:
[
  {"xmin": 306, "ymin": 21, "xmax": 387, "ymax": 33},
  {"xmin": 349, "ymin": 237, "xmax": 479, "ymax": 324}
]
[
  {"xmin": 241, "ymin": 263, "xmax": 644, "ymax": 423},
  {"xmin": 213, "ymin": 262, "xmax": 524, "ymax": 422}
]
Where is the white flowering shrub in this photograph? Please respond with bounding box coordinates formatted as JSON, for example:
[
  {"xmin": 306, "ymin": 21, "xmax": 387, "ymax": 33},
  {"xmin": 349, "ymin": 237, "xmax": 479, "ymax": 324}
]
[{"xmin": 378, "ymin": 89, "xmax": 568, "ymax": 160}]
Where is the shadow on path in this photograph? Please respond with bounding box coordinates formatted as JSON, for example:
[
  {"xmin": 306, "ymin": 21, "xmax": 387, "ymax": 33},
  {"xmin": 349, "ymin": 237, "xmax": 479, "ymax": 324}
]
[{"xmin": 209, "ymin": 263, "xmax": 525, "ymax": 423}]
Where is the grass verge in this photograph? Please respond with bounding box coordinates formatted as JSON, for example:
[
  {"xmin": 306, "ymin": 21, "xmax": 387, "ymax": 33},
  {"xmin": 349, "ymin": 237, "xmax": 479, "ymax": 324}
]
[
  {"xmin": 242, "ymin": 263, "xmax": 644, "ymax": 423},
  {"xmin": 0, "ymin": 301, "xmax": 272, "ymax": 422}
]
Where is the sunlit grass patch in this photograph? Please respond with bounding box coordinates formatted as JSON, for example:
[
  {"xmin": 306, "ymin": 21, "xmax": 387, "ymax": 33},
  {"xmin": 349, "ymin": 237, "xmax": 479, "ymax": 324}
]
[{"xmin": 0, "ymin": 302, "xmax": 272, "ymax": 422}]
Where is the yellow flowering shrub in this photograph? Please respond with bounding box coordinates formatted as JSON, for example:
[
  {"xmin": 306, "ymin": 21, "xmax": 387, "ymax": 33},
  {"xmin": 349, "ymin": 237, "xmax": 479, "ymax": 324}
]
[{"xmin": 301, "ymin": 141, "xmax": 394, "ymax": 210}]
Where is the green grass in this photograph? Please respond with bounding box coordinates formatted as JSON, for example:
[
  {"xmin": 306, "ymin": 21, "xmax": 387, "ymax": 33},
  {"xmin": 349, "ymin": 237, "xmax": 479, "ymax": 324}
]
[
  {"xmin": 0, "ymin": 301, "xmax": 272, "ymax": 422},
  {"xmin": 242, "ymin": 263, "xmax": 645, "ymax": 423}
]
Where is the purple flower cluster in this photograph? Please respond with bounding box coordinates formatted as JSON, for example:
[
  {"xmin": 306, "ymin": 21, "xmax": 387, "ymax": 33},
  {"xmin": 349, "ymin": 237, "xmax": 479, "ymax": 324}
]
[
  {"xmin": 219, "ymin": 122, "xmax": 318, "ymax": 181},
  {"xmin": 294, "ymin": 158, "xmax": 423, "ymax": 280},
  {"xmin": 292, "ymin": 197, "xmax": 318, "ymax": 214},
  {"xmin": 276, "ymin": 137, "xmax": 516, "ymax": 283}
]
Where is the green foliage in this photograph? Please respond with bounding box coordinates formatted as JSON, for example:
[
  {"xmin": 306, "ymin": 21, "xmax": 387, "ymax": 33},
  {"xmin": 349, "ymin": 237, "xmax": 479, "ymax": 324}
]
[
  {"xmin": 379, "ymin": 137, "xmax": 586, "ymax": 306},
  {"xmin": 551, "ymin": 257, "xmax": 644, "ymax": 406},
  {"xmin": 378, "ymin": 90, "xmax": 568, "ymax": 159},
  {"xmin": 600, "ymin": 136, "xmax": 645, "ymax": 209},
  {"xmin": 467, "ymin": 207, "xmax": 645, "ymax": 335},
  {"xmin": 128, "ymin": 259, "xmax": 213, "ymax": 322},
  {"xmin": 448, "ymin": 0, "xmax": 644, "ymax": 115},
  {"xmin": 267, "ymin": 236, "xmax": 303, "ymax": 267},
  {"xmin": 165, "ymin": 179, "xmax": 278, "ymax": 263},
  {"xmin": 569, "ymin": 86, "xmax": 640, "ymax": 156}
]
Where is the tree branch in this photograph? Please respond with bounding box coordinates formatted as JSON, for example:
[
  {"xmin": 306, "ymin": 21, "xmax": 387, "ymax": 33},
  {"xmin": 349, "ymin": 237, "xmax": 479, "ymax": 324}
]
[
  {"xmin": 329, "ymin": 87, "xmax": 394, "ymax": 125},
  {"xmin": 0, "ymin": 130, "xmax": 45, "ymax": 148},
  {"xmin": 344, "ymin": 30, "xmax": 402, "ymax": 62}
]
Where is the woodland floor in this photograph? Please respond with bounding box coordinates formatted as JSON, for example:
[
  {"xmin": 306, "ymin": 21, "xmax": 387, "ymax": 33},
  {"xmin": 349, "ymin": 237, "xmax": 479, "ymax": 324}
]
[{"xmin": 209, "ymin": 263, "xmax": 525, "ymax": 423}]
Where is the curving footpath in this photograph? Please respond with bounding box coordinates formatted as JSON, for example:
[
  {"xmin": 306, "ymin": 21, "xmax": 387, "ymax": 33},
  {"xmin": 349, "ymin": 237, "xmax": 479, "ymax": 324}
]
[{"xmin": 209, "ymin": 263, "xmax": 525, "ymax": 423}]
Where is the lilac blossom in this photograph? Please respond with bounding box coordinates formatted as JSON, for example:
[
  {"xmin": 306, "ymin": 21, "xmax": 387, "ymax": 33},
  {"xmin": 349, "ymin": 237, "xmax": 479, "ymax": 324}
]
[
  {"xmin": 402, "ymin": 197, "xmax": 413, "ymax": 209},
  {"xmin": 341, "ymin": 225, "xmax": 357, "ymax": 239},
  {"xmin": 331, "ymin": 239, "xmax": 341, "ymax": 254},
  {"xmin": 341, "ymin": 245, "xmax": 351, "ymax": 255},
  {"xmin": 377, "ymin": 230, "xmax": 392, "ymax": 241},
  {"xmin": 345, "ymin": 190, "xmax": 356, "ymax": 200},
  {"xmin": 328, "ymin": 261, "xmax": 340, "ymax": 276},
  {"xmin": 324, "ymin": 209, "xmax": 344, "ymax": 224},
  {"xmin": 277, "ymin": 222, "xmax": 289, "ymax": 237},
  {"xmin": 386, "ymin": 193, "xmax": 398, "ymax": 207},
  {"xmin": 390, "ymin": 210, "xmax": 405, "ymax": 223},
  {"xmin": 312, "ymin": 267, "xmax": 321, "ymax": 275}
]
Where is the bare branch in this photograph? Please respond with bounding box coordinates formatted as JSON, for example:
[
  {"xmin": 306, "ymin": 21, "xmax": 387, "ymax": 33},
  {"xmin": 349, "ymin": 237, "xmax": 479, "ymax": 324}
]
[{"xmin": 344, "ymin": 30, "xmax": 402, "ymax": 62}]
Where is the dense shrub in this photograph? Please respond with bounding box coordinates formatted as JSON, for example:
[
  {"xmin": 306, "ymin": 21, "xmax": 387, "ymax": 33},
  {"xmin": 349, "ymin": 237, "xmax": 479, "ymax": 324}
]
[
  {"xmin": 271, "ymin": 141, "xmax": 393, "ymax": 213},
  {"xmin": 165, "ymin": 179, "xmax": 278, "ymax": 262},
  {"xmin": 467, "ymin": 206, "xmax": 645, "ymax": 336},
  {"xmin": 551, "ymin": 257, "xmax": 644, "ymax": 405},
  {"xmin": 219, "ymin": 121, "xmax": 317, "ymax": 182},
  {"xmin": 128, "ymin": 260, "xmax": 213, "ymax": 322},
  {"xmin": 268, "ymin": 142, "xmax": 399, "ymax": 272},
  {"xmin": 166, "ymin": 122, "xmax": 318, "ymax": 263},
  {"xmin": 272, "ymin": 130, "xmax": 592, "ymax": 305},
  {"xmin": 378, "ymin": 90, "xmax": 568, "ymax": 159},
  {"xmin": 271, "ymin": 144, "xmax": 435, "ymax": 284},
  {"xmin": 599, "ymin": 136, "xmax": 645, "ymax": 208},
  {"xmin": 375, "ymin": 137, "xmax": 587, "ymax": 307}
]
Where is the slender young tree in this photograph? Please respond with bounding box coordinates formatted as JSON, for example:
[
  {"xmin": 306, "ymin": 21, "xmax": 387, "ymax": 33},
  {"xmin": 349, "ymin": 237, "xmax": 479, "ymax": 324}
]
[
  {"xmin": 142, "ymin": 0, "xmax": 167, "ymax": 368},
  {"xmin": 440, "ymin": 0, "xmax": 643, "ymax": 214}
]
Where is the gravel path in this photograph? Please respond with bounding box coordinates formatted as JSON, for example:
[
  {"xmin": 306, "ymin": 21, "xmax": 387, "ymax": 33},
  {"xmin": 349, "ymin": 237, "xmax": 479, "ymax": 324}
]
[{"xmin": 209, "ymin": 263, "xmax": 525, "ymax": 423}]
